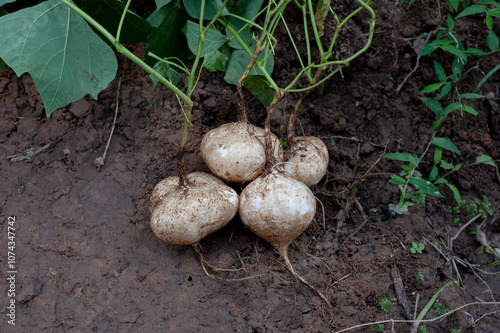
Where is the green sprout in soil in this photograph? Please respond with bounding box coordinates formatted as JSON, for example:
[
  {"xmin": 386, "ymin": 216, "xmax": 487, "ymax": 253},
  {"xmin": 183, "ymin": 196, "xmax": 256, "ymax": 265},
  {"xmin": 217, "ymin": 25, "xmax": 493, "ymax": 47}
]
[
  {"xmin": 410, "ymin": 242, "xmax": 425, "ymax": 254},
  {"xmin": 416, "ymin": 271, "xmax": 424, "ymax": 281},
  {"xmin": 371, "ymin": 323, "xmax": 384, "ymax": 332},
  {"xmin": 380, "ymin": 295, "xmax": 396, "ymax": 313},
  {"xmin": 434, "ymin": 300, "xmax": 453, "ymax": 316}
]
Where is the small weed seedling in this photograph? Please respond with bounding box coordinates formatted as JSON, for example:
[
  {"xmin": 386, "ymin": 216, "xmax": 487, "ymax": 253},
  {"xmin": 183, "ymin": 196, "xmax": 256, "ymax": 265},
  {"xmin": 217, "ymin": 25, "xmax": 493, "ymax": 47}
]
[
  {"xmin": 450, "ymin": 196, "xmax": 494, "ymax": 227},
  {"xmin": 416, "ymin": 271, "xmax": 424, "ymax": 281},
  {"xmin": 380, "ymin": 295, "xmax": 397, "ymax": 313},
  {"xmin": 434, "ymin": 300, "xmax": 453, "ymax": 316},
  {"xmin": 46, "ymin": 267, "xmax": 56, "ymax": 278},
  {"xmin": 411, "ymin": 242, "xmax": 425, "ymax": 254},
  {"xmin": 371, "ymin": 324, "xmax": 385, "ymax": 332},
  {"xmin": 417, "ymin": 326, "xmax": 428, "ymax": 333}
]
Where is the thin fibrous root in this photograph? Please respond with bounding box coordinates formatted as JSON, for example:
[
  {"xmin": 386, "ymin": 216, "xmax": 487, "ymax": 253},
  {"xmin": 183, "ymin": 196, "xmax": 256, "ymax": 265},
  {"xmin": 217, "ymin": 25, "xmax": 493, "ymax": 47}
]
[
  {"xmin": 277, "ymin": 244, "xmax": 333, "ymax": 311},
  {"xmin": 193, "ymin": 244, "xmax": 262, "ymax": 282}
]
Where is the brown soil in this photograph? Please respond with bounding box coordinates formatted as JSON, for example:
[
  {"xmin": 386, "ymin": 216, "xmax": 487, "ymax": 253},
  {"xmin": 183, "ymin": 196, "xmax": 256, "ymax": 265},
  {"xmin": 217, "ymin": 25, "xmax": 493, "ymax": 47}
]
[{"xmin": 1, "ymin": 1, "xmax": 499, "ymax": 332}]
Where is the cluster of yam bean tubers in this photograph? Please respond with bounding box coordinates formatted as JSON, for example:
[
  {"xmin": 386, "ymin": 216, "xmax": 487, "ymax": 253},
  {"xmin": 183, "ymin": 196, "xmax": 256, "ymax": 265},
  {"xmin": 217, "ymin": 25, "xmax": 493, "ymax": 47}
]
[{"xmin": 149, "ymin": 118, "xmax": 329, "ymax": 253}]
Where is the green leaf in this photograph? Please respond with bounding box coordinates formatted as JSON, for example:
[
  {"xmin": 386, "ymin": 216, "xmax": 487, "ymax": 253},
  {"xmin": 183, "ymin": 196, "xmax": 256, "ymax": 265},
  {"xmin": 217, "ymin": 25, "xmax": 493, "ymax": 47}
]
[
  {"xmin": 462, "ymin": 105, "xmax": 479, "ymax": 115},
  {"xmin": 431, "ymin": 117, "xmax": 443, "ymax": 131},
  {"xmin": 223, "ymin": 0, "xmax": 265, "ymax": 49},
  {"xmin": 440, "ymin": 44, "xmax": 467, "ymax": 61},
  {"xmin": 224, "ymin": 46, "xmax": 274, "ymax": 85},
  {"xmin": 466, "ymin": 48, "xmax": 489, "ymax": 56},
  {"xmin": 0, "ymin": 0, "xmax": 15, "ymax": 6},
  {"xmin": 429, "ymin": 166, "xmax": 439, "ymax": 181},
  {"xmin": 422, "ymin": 97, "xmax": 444, "ymax": 115},
  {"xmin": 184, "ymin": 0, "xmax": 229, "ymax": 20},
  {"xmin": 390, "ymin": 175, "xmax": 407, "ymax": 186},
  {"xmin": 434, "ymin": 178, "xmax": 448, "ymax": 184},
  {"xmin": 150, "ymin": 61, "xmax": 182, "ymax": 87},
  {"xmin": 476, "ymin": 155, "xmax": 498, "ymax": 170},
  {"xmin": 0, "ymin": 57, "xmax": 5, "ymax": 73},
  {"xmin": 438, "ymin": 83, "xmax": 451, "ymax": 99},
  {"xmin": 450, "ymin": 0, "xmax": 460, "ymax": 11},
  {"xmin": 409, "ymin": 177, "xmax": 444, "ymax": 197},
  {"xmin": 186, "ymin": 21, "xmax": 227, "ymax": 57},
  {"xmin": 459, "ymin": 93, "xmax": 484, "ymax": 99},
  {"xmin": 420, "ymin": 39, "xmax": 453, "ymax": 56},
  {"xmin": 431, "ymin": 137, "xmax": 461, "ymax": 155},
  {"xmin": 447, "ymin": 14, "xmax": 455, "ymax": 31},
  {"xmin": 442, "ymin": 102, "xmax": 461, "ymax": 115},
  {"xmin": 421, "ymin": 83, "xmax": 443, "ymax": 93},
  {"xmin": 456, "ymin": 5, "xmax": 487, "ymax": 19},
  {"xmin": 73, "ymin": 0, "xmax": 154, "ymax": 43},
  {"xmin": 440, "ymin": 160, "xmax": 454, "ymax": 169},
  {"xmin": 434, "ymin": 147, "xmax": 443, "ymax": 165},
  {"xmin": 203, "ymin": 49, "xmax": 228, "ymax": 72},
  {"xmin": 385, "ymin": 153, "xmax": 420, "ymax": 163},
  {"xmin": 243, "ymin": 0, "xmax": 266, "ymax": 19},
  {"xmin": 479, "ymin": 0, "xmax": 500, "ymax": 7},
  {"xmin": 487, "ymin": 31, "xmax": 499, "ymax": 51},
  {"xmin": 475, "ymin": 64, "xmax": 500, "ymax": 92},
  {"xmin": 489, "ymin": 8, "xmax": 500, "ymax": 16},
  {"xmin": 226, "ymin": 16, "xmax": 252, "ymax": 49},
  {"xmin": 144, "ymin": 4, "xmax": 190, "ymax": 66},
  {"xmin": 486, "ymin": 14, "xmax": 493, "ymax": 31},
  {"xmin": 148, "ymin": 2, "xmax": 174, "ymax": 27},
  {"xmin": 155, "ymin": 0, "xmax": 173, "ymax": 7},
  {"xmin": 446, "ymin": 183, "xmax": 463, "ymax": 207},
  {"xmin": 243, "ymin": 76, "xmax": 275, "ymax": 105},
  {"xmin": 451, "ymin": 57, "xmax": 464, "ymax": 82},
  {"xmin": 434, "ymin": 61, "xmax": 446, "ymax": 82},
  {"xmin": 0, "ymin": 0, "xmax": 117, "ymax": 117}
]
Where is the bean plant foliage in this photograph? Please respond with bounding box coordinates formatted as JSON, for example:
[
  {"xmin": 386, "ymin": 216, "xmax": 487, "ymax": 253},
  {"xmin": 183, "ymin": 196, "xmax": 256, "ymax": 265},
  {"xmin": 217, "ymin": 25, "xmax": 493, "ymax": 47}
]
[
  {"xmin": 0, "ymin": 0, "xmax": 272, "ymax": 116},
  {"xmin": 386, "ymin": 0, "xmax": 500, "ymax": 214}
]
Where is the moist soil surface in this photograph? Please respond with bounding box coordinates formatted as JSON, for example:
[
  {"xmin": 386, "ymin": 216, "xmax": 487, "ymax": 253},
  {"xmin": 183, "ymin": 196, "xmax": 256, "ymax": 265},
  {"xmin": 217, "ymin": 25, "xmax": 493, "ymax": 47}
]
[{"xmin": 1, "ymin": 1, "xmax": 500, "ymax": 332}]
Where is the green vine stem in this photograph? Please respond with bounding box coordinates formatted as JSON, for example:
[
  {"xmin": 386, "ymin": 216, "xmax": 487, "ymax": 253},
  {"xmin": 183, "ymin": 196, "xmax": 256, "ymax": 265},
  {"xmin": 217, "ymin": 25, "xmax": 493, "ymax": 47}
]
[{"xmin": 58, "ymin": 0, "xmax": 228, "ymax": 187}]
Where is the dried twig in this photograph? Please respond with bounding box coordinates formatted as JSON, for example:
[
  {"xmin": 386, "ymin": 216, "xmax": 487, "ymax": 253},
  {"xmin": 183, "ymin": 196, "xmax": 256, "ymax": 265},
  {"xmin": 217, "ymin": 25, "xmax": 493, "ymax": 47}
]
[
  {"xmin": 94, "ymin": 80, "xmax": 121, "ymax": 169},
  {"xmin": 391, "ymin": 265, "xmax": 412, "ymax": 320},
  {"xmin": 339, "ymin": 138, "xmax": 390, "ymax": 195},
  {"xmin": 7, "ymin": 143, "xmax": 51, "ymax": 163},
  {"xmin": 339, "ymin": 198, "xmax": 369, "ymax": 249}
]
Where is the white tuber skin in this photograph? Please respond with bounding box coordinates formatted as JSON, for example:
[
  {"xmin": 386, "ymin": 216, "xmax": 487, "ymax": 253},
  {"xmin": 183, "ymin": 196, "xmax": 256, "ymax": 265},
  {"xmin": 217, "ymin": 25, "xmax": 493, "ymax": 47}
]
[
  {"xmin": 283, "ymin": 136, "xmax": 329, "ymax": 187},
  {"xmin": 149, "ymin": 172, "xmax": 239, "ymax": 246},
  {"xmin": 238, "ymin": 170, "xmax": 316, "ymax": 252},
  {"xmin": 200, "ymin": 122, "xmax": 283, "ymax": 182},
  {"xmin": 239, "ymin": 170, "xmax": 332, "ymax": 308}
]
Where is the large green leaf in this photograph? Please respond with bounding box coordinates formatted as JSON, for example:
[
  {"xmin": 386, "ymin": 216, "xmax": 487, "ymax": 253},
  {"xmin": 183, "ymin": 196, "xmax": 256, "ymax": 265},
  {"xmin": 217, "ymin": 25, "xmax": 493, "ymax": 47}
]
[
  {"xmin": 73, "ymin": 0, "xmax": 154, "ymax": 43},
  {"xmin": 225, "ymin": 0, "xmax": 265, "ymax": 49},
  {"xmin": 243, "ymin": 75, "xmax": 275, "ymax": 105},
  {"xmin": 144, "ymin": 3, "xmax": 191, "ymax": 66},
  {"xmin": 224, "ymin": 47, "xmax": 274, "ymax": 85},
  {"xmin": 184, "ymin": 0, "xmax": 229, "ymax": 20},
  {"xmin": 456, "ymin": 5, "xmax": 487, "ymax": 18},
  {"xmin": 186, "ymin": 20, "xmax": 227, "ymax": 57},
  {"xmin": 0, "ymin": 0, "xmax": 117, "ymax": 117},
  {"xmin": 0, "ymin": 0, "xmax": 16, "ymax": 6}
]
